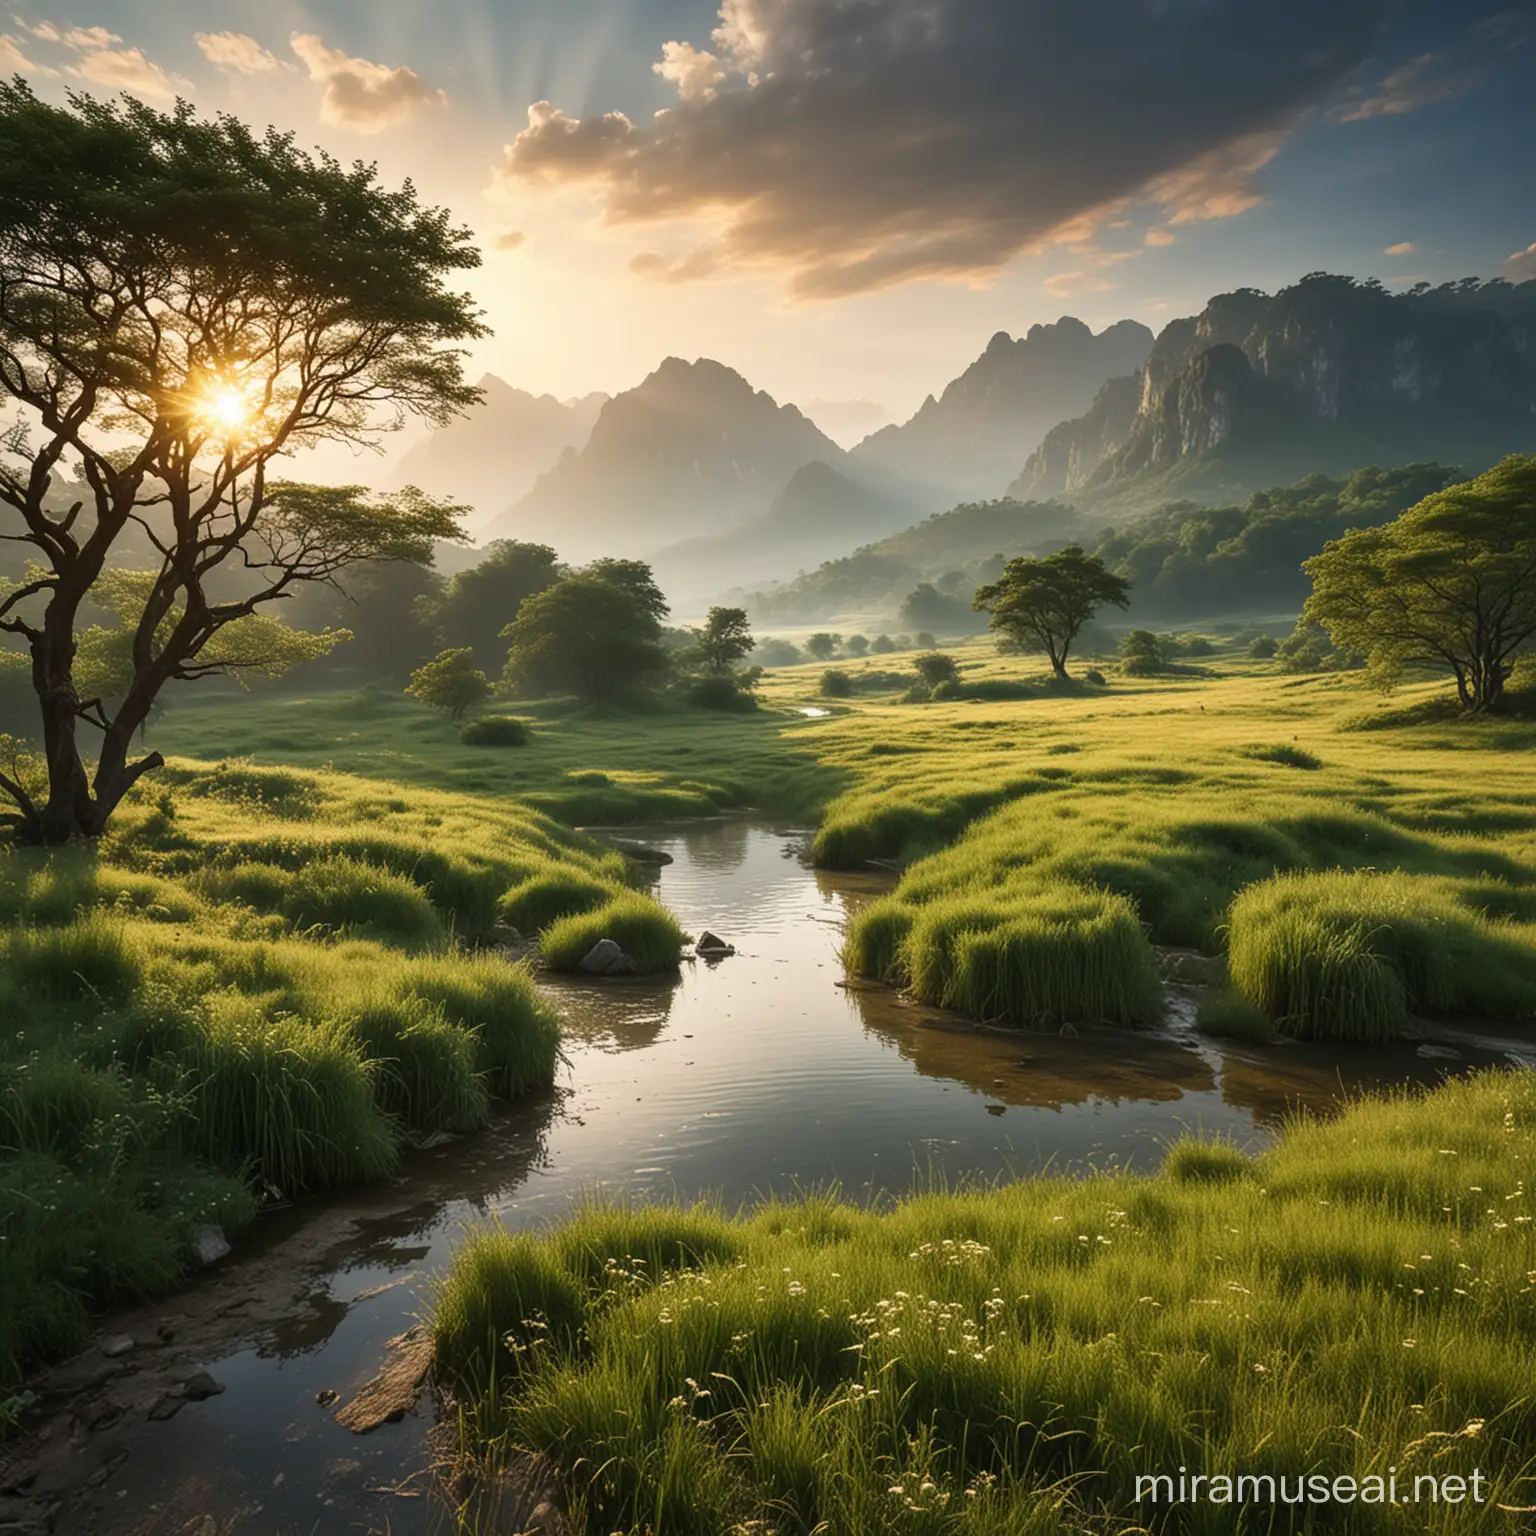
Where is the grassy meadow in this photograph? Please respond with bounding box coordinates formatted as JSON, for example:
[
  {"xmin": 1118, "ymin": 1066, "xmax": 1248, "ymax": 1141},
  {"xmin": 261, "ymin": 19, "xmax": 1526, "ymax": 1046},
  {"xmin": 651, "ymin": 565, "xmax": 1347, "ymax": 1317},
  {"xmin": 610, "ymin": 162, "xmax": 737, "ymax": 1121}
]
[
  {"xmin": 432, "ymin": 1068, "xmax": 1536, "ymax": 1533},
  {"xmin": 0, "ymin": 756, "xmax": 683, "ymax": 1405}
]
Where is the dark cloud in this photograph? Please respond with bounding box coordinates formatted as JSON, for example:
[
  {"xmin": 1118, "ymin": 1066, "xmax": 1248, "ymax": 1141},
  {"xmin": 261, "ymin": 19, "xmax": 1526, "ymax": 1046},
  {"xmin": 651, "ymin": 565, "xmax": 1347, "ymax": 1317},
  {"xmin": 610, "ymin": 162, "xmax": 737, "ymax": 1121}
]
[{"xmin": 495, "ymin": 0, "xmax": 1392, "ymax": 299}]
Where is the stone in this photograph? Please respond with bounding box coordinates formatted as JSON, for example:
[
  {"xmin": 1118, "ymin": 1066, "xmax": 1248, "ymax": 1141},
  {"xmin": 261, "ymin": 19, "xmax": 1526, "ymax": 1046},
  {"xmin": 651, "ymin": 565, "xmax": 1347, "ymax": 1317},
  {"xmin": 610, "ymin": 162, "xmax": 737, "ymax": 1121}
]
[
  {"xmin": 100, "ymin": 1335, "xmax": 135, "ymax": 1359},
  {"xmin": 147, "ymin": 1394, "xmax": 184, "ymax": 1422},
  {"xmin": 1416, "ymin": 1043, "xmax": 1463, "ymax": 1060},
  {"xmin": 192, "ymin": 1225, "xmax": 230, "ymax": 1265},
  {"xmin": 316, "ymin": 1388, "xmax": 340, "ymax": 1407},
  {"xmin": 605, "ymin": 952, "xmax": 638, "ymax": 976},
  {"xmin": 695, "ymin": 931, "xmax": 735, "ymax": 957},
  {"xmin": 579, "ymin": 939, "xmax": 623, "ymax": 974},
  {"xmin": 182, "ymin": 1370, "xmax": 225, "ymax": 1402}
]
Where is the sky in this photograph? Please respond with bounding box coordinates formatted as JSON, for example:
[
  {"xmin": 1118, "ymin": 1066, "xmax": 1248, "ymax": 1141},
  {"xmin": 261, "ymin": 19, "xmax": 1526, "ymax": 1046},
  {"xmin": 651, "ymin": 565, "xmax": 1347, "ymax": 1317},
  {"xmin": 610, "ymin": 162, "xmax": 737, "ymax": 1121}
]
[{"xmin": 4, "ymin": 0, "xmax": 1535, "ymax": 435}]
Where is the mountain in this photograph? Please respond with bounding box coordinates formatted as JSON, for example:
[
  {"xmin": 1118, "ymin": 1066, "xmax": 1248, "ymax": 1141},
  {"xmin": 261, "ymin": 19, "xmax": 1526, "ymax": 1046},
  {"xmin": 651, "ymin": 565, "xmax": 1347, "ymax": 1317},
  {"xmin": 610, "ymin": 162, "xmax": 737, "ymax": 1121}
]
[
  {"xmin": 1011, "ymin": 275, "xmax": 1536, "ymax": 510},
  {"xmin": 804, "ymin": 398, "xmax": 894, "ymax": 447},
  {"xmin": 650, "ymin": 460, "xmax": 921, "ymax": 609},
  {"xmin": 485, "ymin": 357, "xmax": 847, "ymax": 562},
  {"xmin": 851, "ymin": 316, "xmax": 1154, "ymax": 503},
  {"xmin": 388, "ymin": 376, "xmax": 606, "ymax": 532}
]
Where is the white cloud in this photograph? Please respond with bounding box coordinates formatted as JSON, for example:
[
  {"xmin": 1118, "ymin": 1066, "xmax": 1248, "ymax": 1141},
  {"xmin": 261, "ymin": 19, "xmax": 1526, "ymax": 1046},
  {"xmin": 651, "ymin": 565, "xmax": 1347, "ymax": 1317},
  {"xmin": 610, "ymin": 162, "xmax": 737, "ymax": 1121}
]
[
  {"xmin": 1146, "ymin": 131, "xmax": 1284, "ymax": 225},
  {"xmin": 290, "ymin": 32, "xmax": 445, "ymax": 132},
  {"xmin": 653, "ymin": 41, "xmax": 725, "ymax": 104},
  {"xmin": 68, "ymin": 45, "xmax": 177, "ymax": 99},
  {"xmin": 18, "ymin": 19, "xmax": 60, "ymax": 42},
  {"xmin": 1144, "ymin": 227, "xmax": 1177, "ymax": 247},
  {"xmin": 1384, "ymin": 241, "xmax": 1417, "ymax": 256},
  {"xmin": 1508, "ymin": 242, "xmax": 1536, "ymax": 280},
  {"xmin": 0, "ymin": 31, "xmax": 36, "ymax": 69},
  {"xmin": 61, "ymin": 24, "xmax": 120, "ymax": 48},
  {"xmin": 1042, "ymin": 271, "xmax": 1116, "ymax": 299},
  {"xmin": 196, "ymin": 31, "xmax": 278, "ymax": 75},
  {"xmin": 1334, "ymin": 53, "xmax": 1476, "ymax": 121}
]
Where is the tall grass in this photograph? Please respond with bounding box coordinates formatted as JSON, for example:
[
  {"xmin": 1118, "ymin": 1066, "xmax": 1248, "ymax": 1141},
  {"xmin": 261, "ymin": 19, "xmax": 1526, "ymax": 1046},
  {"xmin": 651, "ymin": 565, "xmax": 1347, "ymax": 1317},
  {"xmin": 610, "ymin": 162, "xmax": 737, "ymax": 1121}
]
[
  {"xmin": 435, "ymin": 1070, "xmax": 1536, "ymax": 1534},
  {"xmin": 540, "ymin": 893, "xmax": 686, "ymax": 974},
  {"xmin": 1228, "ymin": 871, "xmax": 1536, "ymax": 1041}
]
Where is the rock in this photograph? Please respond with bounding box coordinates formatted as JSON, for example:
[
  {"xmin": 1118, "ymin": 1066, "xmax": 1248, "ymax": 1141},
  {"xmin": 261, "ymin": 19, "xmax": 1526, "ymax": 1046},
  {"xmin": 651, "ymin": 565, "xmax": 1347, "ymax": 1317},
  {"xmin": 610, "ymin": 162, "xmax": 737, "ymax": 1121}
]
[
  {"xmin": 334, "ymin": 1326, "xmax": 433, "ymax": 1434},
  {"xmin": 579, "ymin": 939, "xmax": 623, "ymax": 974},
  {"xmin": 100, "ymin": 1335, "xmax": 135, "ymax": 1359},
  {"xmin": 146, "ymin": 1394, "xmax": 184, "ymax": 1422},
  {"xmin": 1416, "ymin": 1043, "xmax": 1463, "ymax": 1060},
  {"xmin": 182, "ymin": 1370, "xmax": 225, "ymax": 1402},
  {"xmin": 316, "ymin": 1388, "xmax": 340, "ymax": 1407},
  {"xmin": 613, "ymin": 842, "xmax": 673, "ymax": 866},
  {"xmin": 605, "ymin": 952, "xmax": 638, "ymax": 976},
  {"xmin": 192, "ymin": 1225, "xmax": 230, "ymax": 1265},
  {"xmin": 695, "ymin": 931, "xmax": 735, "ymax": 957}
]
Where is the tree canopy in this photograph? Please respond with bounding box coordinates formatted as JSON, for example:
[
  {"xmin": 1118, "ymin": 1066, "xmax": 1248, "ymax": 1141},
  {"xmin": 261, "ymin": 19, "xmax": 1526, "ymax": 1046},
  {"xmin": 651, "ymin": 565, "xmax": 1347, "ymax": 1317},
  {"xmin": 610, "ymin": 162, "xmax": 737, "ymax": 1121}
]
[
  {"xmin": 406, "ymin": 647, "xmax": 492, "ymax": 720},
  {"xmin": 972, "ymin": 546, "xmax": 1130, "ymax": 677},
  {"xmin": 423, "ymin": 539, "xmax": 563, "ymax": 672},
  {"xmin": 0, "ymin": 83, "xmax": 485, "ymax": 840},
  {"xmin": 502, "ymin": 560, "xmax": 671, "ymax": 704},
  {"xmin": 689, "ymin": 606, "xmax": 754, "ymax": 672},
  {"xmin": 1303, "ymin": 455, "xmax": 1536, "ymax": 711}
]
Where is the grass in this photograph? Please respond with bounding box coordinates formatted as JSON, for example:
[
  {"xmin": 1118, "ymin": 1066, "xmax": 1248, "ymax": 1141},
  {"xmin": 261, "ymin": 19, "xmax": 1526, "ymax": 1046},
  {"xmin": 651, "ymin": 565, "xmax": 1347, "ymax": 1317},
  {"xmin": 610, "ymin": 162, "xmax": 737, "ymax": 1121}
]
[
  {"xmin": 1228, "ymin": 871, "xmax": 1536, "ymax": 1042},
  {"xmin": 540, "ymin": 892, "xmax": 687, "ymax": 974},
  {"xmin": 433, "ymin": 1070, "xmax": 1536, "ymax": 1534},
  {"xmin": 0, "ymin": 759, "xmax": 630, "ymax": 1401},
  {"xmin": 1194, "ymin": 989, "xmax": 1277, "ymax": 1044}
]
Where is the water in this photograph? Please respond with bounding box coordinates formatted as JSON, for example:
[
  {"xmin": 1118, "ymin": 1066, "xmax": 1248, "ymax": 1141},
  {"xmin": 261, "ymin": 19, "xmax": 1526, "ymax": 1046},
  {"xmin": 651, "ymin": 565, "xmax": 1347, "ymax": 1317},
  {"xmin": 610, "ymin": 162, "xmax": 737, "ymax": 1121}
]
[{"xmin": 76, "ymin": 820, "xmax": 1516, "ymax": 1534}]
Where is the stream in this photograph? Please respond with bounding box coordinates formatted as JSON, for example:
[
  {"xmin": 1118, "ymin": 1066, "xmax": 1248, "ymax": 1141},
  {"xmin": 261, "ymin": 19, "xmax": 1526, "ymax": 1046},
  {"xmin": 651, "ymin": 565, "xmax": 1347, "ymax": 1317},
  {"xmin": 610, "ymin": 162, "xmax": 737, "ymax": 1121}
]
[{"xmin": 14, "ymin": 819, "xmax": 1523, "ymax": 1535}]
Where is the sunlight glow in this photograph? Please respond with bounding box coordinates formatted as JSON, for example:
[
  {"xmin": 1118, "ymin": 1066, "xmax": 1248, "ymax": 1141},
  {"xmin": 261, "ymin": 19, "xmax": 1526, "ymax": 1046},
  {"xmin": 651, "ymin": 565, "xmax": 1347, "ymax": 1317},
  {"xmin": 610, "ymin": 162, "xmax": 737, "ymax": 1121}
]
[{"xmin": 189, "ymin": 376, "xmax": 263, "ymax": 444}]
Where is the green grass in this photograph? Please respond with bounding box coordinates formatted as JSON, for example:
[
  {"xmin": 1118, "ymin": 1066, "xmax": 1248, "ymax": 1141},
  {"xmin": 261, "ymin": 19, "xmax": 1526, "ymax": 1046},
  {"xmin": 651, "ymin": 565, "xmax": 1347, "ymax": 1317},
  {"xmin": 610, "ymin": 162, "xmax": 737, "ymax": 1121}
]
[
  {"xmin": 434, "ymin": 1070, "xmax": 1536, "ymax": 1534},
  {"xmin": 1228, "ymin": 871, "xmax": 1536, "ymax": 1042},
  {"xmin": 1194, "ymin": 989, "xmax": 1277, "ymax": 1044},
  {"xmin": 540, "ymin": 892, "xmax": 687, "ymax": 974}
]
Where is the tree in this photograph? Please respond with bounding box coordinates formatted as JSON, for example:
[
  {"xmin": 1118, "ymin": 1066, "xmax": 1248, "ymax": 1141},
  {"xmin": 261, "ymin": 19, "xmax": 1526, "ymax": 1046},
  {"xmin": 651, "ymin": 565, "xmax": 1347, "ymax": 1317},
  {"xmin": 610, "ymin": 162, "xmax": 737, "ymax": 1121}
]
[
  {"xmin": 972, "ymin": 546, "xmax": 1131, "ymax": 678},
  {"xmin": 406, "ymin": 647, "xmax": 491, "ymax": 719},
  {"xmin": 1117, "ymin": 629, "xmax": 1165, "ymax": 676},
  {"xmin": 844, "ymin": 633, "xmax": 870, "ymax": 658},
  {"xmin": 1303, "ymin": 456, "xmax": 1536, "ymax": 711},
  {"xmin": 424, "ymin": 540, "xmax": 562, "ymax": 672},
  {"xmin": 503, "ymin": 561, "xmax": 670, "ymax": 704},
  {"xmin": 804, "ymin": 632, "xmax": 840, "ymax": 661},
  {"xmin": 690, "ymin": 606, "xmax": 754, "ymax": 672},
  {"xmin": 913, "ymin": 651, "xmax": 959, "ymax": 687},
  {"xmin": 899, "ymin": 582, "xmax": 975, "ymax": 636},
  {"xmin": 871, "ymin": 634, "xmax": 895, "ymax": 655},
  {"xmin": 0, "ymin": 85, "xmax": 483, "ymax": 841}
]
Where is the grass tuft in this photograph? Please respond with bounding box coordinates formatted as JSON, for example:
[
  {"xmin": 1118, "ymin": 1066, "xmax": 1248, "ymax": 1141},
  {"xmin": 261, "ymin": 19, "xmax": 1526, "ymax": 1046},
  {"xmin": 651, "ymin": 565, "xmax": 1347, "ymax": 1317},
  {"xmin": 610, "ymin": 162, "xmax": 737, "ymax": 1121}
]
[{"xmin": 540, "ymin": 893, "xmax": 686, "ymax": 974}]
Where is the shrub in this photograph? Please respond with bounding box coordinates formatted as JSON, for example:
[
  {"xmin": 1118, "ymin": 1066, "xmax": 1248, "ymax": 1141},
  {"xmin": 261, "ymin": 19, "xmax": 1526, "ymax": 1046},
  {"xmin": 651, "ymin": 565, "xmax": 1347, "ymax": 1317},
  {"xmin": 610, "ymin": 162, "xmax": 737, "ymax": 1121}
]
[
  {"xmin": 1242, "ymin": 743, "xmax": 1323, "ymax": 770},
  {"xmin": 931, "ymin": 678, "xmax": 962, "ymax": 701},
  {"xmin": 540, "ymin": 893, "xmax": 685, "ymax": 975},
  {"xmin": 913, "ymin": 651, "xmax": 959, "ymax": 687},
  {"xmin": 1083, "ymin": 668, "xmax": 1107, "ymax": 686},
  {"xmin": 1227, "ymin": 870, "xmax": 1536, "ymax": 1042},
  {"xmin": 819, "ymin": 669, "xmax": 853, "ymax": 699},
  {"xmin": 460, "ymin": 715, "xmax": 531, "ymax": 747},
  {"xmin": 1194, "ymin": 989, "xmax": 1276, "ymax": 1043},
  {"xmin": 1248, "ymin": 635, "xmax": 1279, "ymax": 659},
  {"xmin": 899, "ymin": 682, "xmax": 932, "ymax": 704},
  {"xmin": 498, "ymin": 871, "xmax": 616, "ymax": 934},
  {"xmin": 683, "ymin": 673, "xmax": 759, "ymax": 712}
]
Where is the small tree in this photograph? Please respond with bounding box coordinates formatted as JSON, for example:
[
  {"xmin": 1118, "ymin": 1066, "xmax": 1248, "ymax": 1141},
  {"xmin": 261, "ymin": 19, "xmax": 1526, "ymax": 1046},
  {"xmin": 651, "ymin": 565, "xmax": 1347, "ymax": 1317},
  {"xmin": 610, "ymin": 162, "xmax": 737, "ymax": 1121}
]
[
  {"xmin": 844, "ymin": 633, "xmax": 870, "ymax": 658},
  {"xmin": 913, "ymin": 651, "xmax": 959, "ymax": 687},
  {"xmin": 1304, "ymin": 455, "xmax": 1536, "ymax": 711},
  {"xmin": 820, "ymin": 668, "xmax": 853, "ymax": 698},
  {"xmin": 871, "ymin": 634, "xmax": 896, "ymax": 655},
  {"xmin": 914, "ymin": 631, "xmax": 937, "ymax": 648},
  {"xmin": 406, "ymin": 647, "xmax": 491, "ymax": 719},
  {"xmin": 804, "ymin": 631, "xmax": 840, "ymax": 661},
  {"xmin": 1117, "ymin": 629, "xmax": 1165, "ymax": 676},
  {"xmin": 503, "ymin": 560, "xmax": 670, "ymax": 705},
  {"xmin": 0, "ymin": 85, "xmax": 482, "ymax": 841},
  {"xmin": 690, "ymin": 606, "xmax": 754, "ymax": 672},
  {"xmin": 972, "ymin": 546, "xmax": 1131, "ymax": 679}
]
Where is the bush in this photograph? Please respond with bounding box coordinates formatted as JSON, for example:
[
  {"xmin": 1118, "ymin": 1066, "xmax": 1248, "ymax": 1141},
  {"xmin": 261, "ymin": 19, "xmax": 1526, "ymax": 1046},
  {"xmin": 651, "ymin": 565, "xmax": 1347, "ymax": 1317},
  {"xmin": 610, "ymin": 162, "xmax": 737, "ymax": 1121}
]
[
  {"xmin": 460, "ymin": 715, "xmax": 531, "ymax": 746},
  {"xmin": 899, "ymin": 682, "xmax": 932, "ymax": 704},
  {"xmin": 1248, "ymin": 635, "xmax": 1279, "ymax": 659},
  {"xmin": 498, "ymin": 871, "xmax": 616, "ymax": 934},
  {"xmin": 870, "ymin": 634, "xmax": 896, "ymax": 655},
  {"xmin": 819, "ymin": 669, "xmax": 853, "ymax": 699},
  {"xmin": 1083, "ymin": 668, "xmax": 1107, "ymax": 686},
  {"xmin": 913, "ymin": 651, "xmax": 959, "ymax": 687},
  {"xmin": 683, "ymin": 673, "xmax": 759, "ymax": 712},
  {"xmin": 540, "ymin": 893, "xmax": 685, "ymax": 974},
  {"xmin": 931, "ymin": 678, "xmax": 962, "ymax": 701},
  {"xmin": 1227, "ymin": 870, "xmax": 1536, "ymax": 1042}
]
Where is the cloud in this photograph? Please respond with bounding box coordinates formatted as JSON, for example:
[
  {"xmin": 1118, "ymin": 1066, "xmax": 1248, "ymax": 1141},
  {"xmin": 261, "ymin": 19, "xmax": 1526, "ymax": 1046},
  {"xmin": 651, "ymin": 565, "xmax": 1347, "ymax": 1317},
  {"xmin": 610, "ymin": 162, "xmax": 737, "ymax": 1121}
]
[
  {"xmin": 61, "ymin": 25, "xmax": 120, "ymax": 48},
  {"xmin": 1144, "ymin": 227, "xmax": 1177, "ymax": 248},
  {"xmin": 1508, "ymin": 242, "xmax": 1536, "ymax": 280},
  {"xmin": 0, "ymin": 33, "xmax": 37, "ymax": 70},
  {"xmin": 493, "ymin": 230, "xmax": 527, "ymax": 252},
  {"xmin": 196, "ymin": 31, "xmax": 279, "ymax": 74},
  {"xmin": 69, "ymin": 45, "xmax": 177, "ymax": 99},
  {"xmin": 1333, "ymin": 53, "xmax": 1476, "ymax": 121},
  {"xmin": 1384, "ymin": 241, "xmax": 1417, "ymax": 256},
  {"xmin": 1042, "ymin": 271, "xmax": 1117, "ymax": 299},
  {"xmin": 18, "ymin": 20, "xmax": 61, "ymax": 42},
  {"xmin": 290, "ymin": 32, "xmax": 445, "ymax": 132},
  {"xmin": 494, "ymin": 0, "xmax": 1387, "ymax": 301}
]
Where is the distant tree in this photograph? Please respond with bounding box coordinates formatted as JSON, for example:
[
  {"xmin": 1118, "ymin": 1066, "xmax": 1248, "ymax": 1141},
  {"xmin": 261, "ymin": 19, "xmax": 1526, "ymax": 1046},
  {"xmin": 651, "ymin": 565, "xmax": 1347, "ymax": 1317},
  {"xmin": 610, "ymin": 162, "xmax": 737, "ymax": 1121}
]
[
  {"xmin": 1118, "ymin": 629, "xmax": 1165, "ymax": 676},
  {"xmin": 1248, "ymin": 635, "xmax": 1279, "ymax": 660},
  {"xmin": 820, "ymin": 668, "xmax": 853, "ymax": 698},
  {"xmin": 805, "ymin": 632, "xmax": 840, "ymax": 661},
  {"xmin": 899, "ymin": 582, "xmax": 973, "ymax": 636},
  {"xmin": 503, "ymin": 560, "xmax": 670, "ymax": 704},
  {"xmin": 753, "ymin": 637, "xmax": 802, "ymax": 667},
  {"xmin": 894, "ymin": 633, "xmax": 915, "ymax": 649},
  {"xmin": 690, "ymin": 606, "xmax": 755, "ymax": 672},
  {"xmin": 406, "ymin": 648, "xmax": 492, "ymax": 720},
  {"xmin": 0, "ymin": 84, "xmax": 483, "ymax": 842},
  {"xmin": 424, "ymin": 540, "xmax": 563, "ymax": 672},
  {"xmin": 844, "ymin": 633, "xmax": 870, "ymax": 658},
  {"xmin": 870, "ymin": 634, "xmax": 896, "ymax": 655},
  {"xmin": 288, "ymin": 557, "xmax": 442, "ymax": 679},
  {"xmin": 914, "ymin": 631, "xmax": 937, "ymax": 649},
  {"xmin": 1303, "ymin": 455, "xmax": 1536, "ymax": 711},
  {"xmin": 973, "ymin": 547, "xmax": 1131, "ymax": 679},
  {"xmin": 913, "ymin": 651, "xmax": 959, "ymax": 687}
]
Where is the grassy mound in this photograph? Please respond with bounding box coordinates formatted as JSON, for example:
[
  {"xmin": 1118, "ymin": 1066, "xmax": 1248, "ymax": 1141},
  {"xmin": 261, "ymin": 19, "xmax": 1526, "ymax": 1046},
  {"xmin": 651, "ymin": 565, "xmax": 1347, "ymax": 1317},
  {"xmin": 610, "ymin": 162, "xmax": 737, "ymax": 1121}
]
[
  {"xmin": 498, "ymin": 869, "xmax": 618, "ymax": 935},
  {"xmin": 460, "ymin": 715, "xmax": 532, "ymax": 747},
  {"xmin": 540, "ymin": 893, "xmax": 686, "ymax": 975},
  {"xmin": 434, "ymin": 1071, "xmax": 1536, "ymax": 1534},
  {"xmin": 1228, "ymin": 871, "xmax": 1536, "ymax": 1041}
]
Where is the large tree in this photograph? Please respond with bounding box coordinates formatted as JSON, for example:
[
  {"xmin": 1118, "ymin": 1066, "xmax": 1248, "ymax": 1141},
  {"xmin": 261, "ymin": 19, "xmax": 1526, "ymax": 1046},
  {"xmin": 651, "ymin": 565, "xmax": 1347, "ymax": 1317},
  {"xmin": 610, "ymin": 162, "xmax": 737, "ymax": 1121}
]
[
  {"xmin": 972, "ymin": 546, "xmax": 1130, "ymax": 678},
  {"xmin": 1303, "ymin": 455, "xmax": 1536, "ymax": 712},
  {"xmin": 0, "ymin": 84, "xmax": 484, "ymax": 842},
  {"xmin": 502, "ymin": 560, "xmax": 670, "ymax": 705},
  {"xmin": 422, "ymin": 539, "xmax": 563, "ymax": 672}
]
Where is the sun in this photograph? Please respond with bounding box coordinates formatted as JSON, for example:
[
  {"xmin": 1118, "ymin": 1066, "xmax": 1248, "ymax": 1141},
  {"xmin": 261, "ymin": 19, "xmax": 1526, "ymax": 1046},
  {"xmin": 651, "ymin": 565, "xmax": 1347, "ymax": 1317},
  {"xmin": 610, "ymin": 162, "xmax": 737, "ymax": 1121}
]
[{"xmin": 189, "ymin": 376, "xmax": 262, "ymax": 443}]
